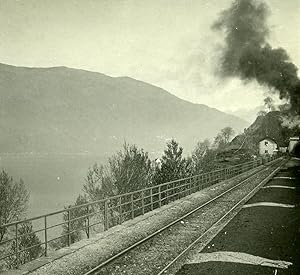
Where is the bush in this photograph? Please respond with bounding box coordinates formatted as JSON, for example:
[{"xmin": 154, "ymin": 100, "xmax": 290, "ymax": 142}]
[
  {"xmin": 0, "ymin": 170, "xmax": 29, "ymax": 242},
  {"xmin": 52, "ymin": 194, "xmax": 89, "ymax": 249},
  {"xmin": 5, "ymin": 222, "xmax": 43, "ymax": 268}
]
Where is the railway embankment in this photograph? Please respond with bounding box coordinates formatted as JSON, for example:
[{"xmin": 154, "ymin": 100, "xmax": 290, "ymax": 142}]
[
  {"xmin": 4, "ymin": 158, "xmax": 283, "ymax": 275},
  {"xmin": 176, "ymin": 157, "xmax": 299, "ymax": 275}
]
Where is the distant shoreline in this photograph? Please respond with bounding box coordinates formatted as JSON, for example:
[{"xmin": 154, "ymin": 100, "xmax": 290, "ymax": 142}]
[
  {"xmin": 0, "ymin": 152, "xmax": 107, "ymax": 157},
  {"xmin": 0, "ymin": 153, "xmax": 110, "ymax": 162}
]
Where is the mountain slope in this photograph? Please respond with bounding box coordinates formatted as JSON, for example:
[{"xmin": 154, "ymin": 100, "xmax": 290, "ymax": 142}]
[
  {"xmin": 0, "ymin": 63, "xmax": 247, "ymax": 155},
  {"xmin": 227, "ymin": 105, "xmax": 264, "ymax": 124},
  {"xmin": 231, "ymin": 111, "xmax": 299, "ymax": 153}
]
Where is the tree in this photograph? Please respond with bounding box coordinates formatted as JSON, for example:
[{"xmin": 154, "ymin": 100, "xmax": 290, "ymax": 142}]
[
  {"xmin": 153, "ymin": 139, "xmax": 190, "ymax": 185},
  {"xmin": 213, "ymin": 133, "xmax": 226, "ymax": 150},
  {"xmin": 6, "ymin": 222, "xmax": 43, "ymax": 268},
  {"xmin": 214, "ymin": 127, "xmax": 235, "ymax": 150},
  {"xmin": 83, "ymin": 143, "xmax": 153, "ymax": 201},
  {"xmin": 0, "ymin": 170, "xmax": 29, "ymax": 242},
  {"xmin": 59, "ymin": 194, "xmax": 89, "ymax": 247},
  {"xmin": 83, "ymin": 164, "xmax": 114, "ymax": 202},
  {"xmin": 192, "ymin": 139, "xmax": 210, "ymax": 161},
  {"xmin": 257, "ymin": 110, "xmax": 267, "ymax": 117},
  {"xmin": 192, "ymin": 139, "xmax": 214, "ymax": 174},
  {"xmin": 221, "ymin": 127, "xmax": 235, "ymax": 144},
  {"xmin": 82, "ymin": 143, "xmax": 154, "ymax": 229},
  {"xmin": 108, "ymin": 143, "xmax": 153, "ymax": 194},
  {"xmin": 201, "ymin": 149, "xmax": 217, "ymax": 172}
]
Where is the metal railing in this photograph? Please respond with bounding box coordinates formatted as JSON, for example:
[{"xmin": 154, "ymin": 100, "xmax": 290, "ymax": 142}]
[{"xmin": 0, "ymin": 155, "xmax": 277, "ymax": 267}]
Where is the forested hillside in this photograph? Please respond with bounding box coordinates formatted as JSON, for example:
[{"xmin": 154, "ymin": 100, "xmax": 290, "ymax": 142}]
[{"xmin": 0, "ymin": 63, "xmax": 247, "ymax": 155}]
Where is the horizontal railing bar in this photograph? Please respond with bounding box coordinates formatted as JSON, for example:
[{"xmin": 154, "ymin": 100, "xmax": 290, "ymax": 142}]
[
  {"xmin": 0, "ymin": 237, "xmax": 15, "ymax": 245},
  {"xmin": 143, "ymin": 202, "xmax": 154, "ymax": 208},
  {"xmin": 0, "ymin": 158, "xmax": 268, "ymax": 233},
  {"xmin": 47, "ymin": 234, "xmax": 65, "ymax": 243},
  {"xmin": 47, "ymin": 212, "xmax": 96, "ymax": 231},
  {"xmin": 45, "ymin": 220, "xmax": 68, "ymax": 230},
  {"xmin": 88, "ymin": 220, "xmax": 103, "ymax": 228},
  {"xmin": 17, "ymin": 242, "xmax": 46, "ymax": 254},
  {"xmin": 0, "ymin": 252, "xmax": 16, "ymax": 261},
  {"xmin": 90, "ymin": 209, "xmax": 103, "ymax": 217},
  {"xmin": 67, "ymin": 226, "xmax": 88, "ymax": 236},
  {"xmin": 17, "ymin": 227, "xmax": 46, "ymax": 239},
  {"xmin": 120, "ymin": 209, "xmax": 136, "ymax": 216},
  {"xmin": 67, "ymin": 213, "xmax": 90, "ymax": 224},
  {"xmin": 55, "ymin": 231, "xmax": 77, "ymax": 240}
]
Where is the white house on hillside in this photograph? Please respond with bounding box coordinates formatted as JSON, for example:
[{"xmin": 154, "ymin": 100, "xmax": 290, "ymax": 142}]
[{"xmin": 258, "ymin": 137, "xmax": 279, "ymax": 156}]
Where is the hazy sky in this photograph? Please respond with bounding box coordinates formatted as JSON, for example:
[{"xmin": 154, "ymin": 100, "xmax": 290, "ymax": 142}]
[{"xmin": 1, "ymin": 0, "xmax": 299, "ymax": 112}]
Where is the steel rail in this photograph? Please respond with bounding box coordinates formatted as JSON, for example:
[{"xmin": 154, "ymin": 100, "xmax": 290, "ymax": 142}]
[
  {"xmin": 82, "ymin": 158, "xmax": 283, "ymax": 275},
  {"xmin": 156, "ymin": 160, "xmax": 285, "ymax": 275}
]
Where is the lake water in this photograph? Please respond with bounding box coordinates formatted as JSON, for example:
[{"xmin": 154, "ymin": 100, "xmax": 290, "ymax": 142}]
[{"xmin": 0, "ymin": 154, "xmax": 107, "ymax": 218}]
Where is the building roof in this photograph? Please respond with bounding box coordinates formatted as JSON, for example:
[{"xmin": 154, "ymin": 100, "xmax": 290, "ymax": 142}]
[
  {"xmin": 223, "ymin": 144, "xmax": 243, "ymax": 152},
  {"xmin": 217, "ymin": 144, "xmax": 247, "ymax": 154},
  {"xmin": 258, "ymin": 136, "xmax": 278, "ymax": 145}
]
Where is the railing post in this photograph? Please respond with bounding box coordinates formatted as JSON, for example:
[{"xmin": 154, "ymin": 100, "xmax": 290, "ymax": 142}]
[
  {"xmin": 186, "ymin": 179, "xmax": 189, "ymax": 195},
  {"xmin": 67, "ymin": 209, "xmax": 71, "ymax": 246},
  {"xmin": 44, "ymin": 216, "xmax": 48, "ymax": 256},
  {"xmin": 104, "ymin": 200, "xmax": 108, "ymax": 231},
  {"xmin": 86, "ymin": 205, "xmax": 90, "ymax": 238},
  {"xmin": 173, "ymin": 182, "xmax": 176, "ymax": 200},
  {"xmin": 119, "ymin": 197, "xmax": 122, "ymax": 224},
  {"xmin": 15, "ymin": 223, "xmax": 19, "ymax": 267},
  {"xmin": 158, "ymin": 186, "xmax": 162, "ymax": 208},
  {"xmin": 150, "ymin": 188, "xmax": 153, "ymax": 211},
  {"xmin": 131, "ymin": 194, "xmax": 134, "ymax": 219},
  {"xmin": 141, "ymin": 191, "xmax": 145, "ymax": 215}
]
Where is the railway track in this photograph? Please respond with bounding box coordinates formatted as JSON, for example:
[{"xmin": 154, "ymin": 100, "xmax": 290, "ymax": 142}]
[{"xmin": 82, "ymin": 158, "xmax": 285, "ymax": 275}]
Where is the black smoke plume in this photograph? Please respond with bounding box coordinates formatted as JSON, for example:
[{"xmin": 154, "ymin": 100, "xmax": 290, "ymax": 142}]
[{"xmin": 213, "ymin": 0, "xmax": 300, "ymax": 114}]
